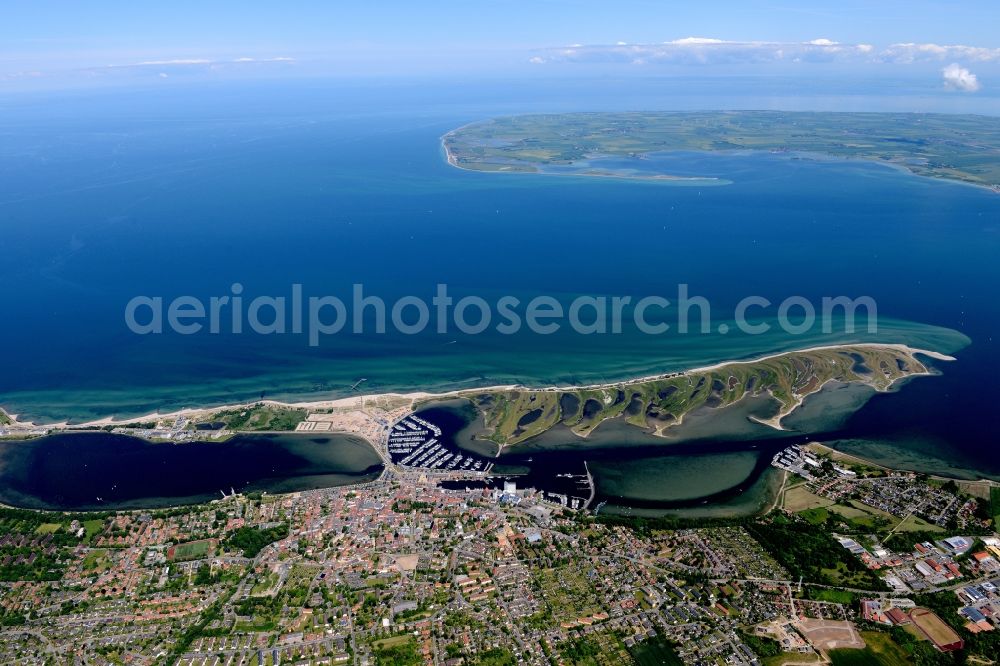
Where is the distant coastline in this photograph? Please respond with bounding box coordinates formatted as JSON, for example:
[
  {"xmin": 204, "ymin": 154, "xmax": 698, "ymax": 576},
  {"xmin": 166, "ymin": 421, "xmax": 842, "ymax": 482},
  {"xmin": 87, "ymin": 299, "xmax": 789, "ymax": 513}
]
[
  {"xmin": 440, "ymin": 132, "xmax": 725, "ymax": 185},
  {"xmin": 442, "ymin": 111, "xmax": 1000, "ymax": 193}
]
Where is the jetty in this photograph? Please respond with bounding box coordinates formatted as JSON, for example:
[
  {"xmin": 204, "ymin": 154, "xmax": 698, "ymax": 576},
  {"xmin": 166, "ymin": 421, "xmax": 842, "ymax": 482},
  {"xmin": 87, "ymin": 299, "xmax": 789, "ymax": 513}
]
[{"xmin": 583, "ymin": 461, "xmax": 596, "ymax": 511}]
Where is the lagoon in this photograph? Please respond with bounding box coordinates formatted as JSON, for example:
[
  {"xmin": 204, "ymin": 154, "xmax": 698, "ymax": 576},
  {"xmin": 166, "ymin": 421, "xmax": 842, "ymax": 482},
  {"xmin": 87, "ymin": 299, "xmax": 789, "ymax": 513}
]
[{"xmin": 0, "ymin": 432, "xmax": 383, "ymax": 510}]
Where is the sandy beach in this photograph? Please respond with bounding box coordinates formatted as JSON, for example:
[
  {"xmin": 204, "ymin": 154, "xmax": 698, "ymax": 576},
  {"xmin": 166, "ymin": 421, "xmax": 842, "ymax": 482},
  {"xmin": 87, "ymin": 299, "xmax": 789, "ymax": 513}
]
[{"xmin": 0, "ymin": 342, "xmax": 952, "ymax": 431}]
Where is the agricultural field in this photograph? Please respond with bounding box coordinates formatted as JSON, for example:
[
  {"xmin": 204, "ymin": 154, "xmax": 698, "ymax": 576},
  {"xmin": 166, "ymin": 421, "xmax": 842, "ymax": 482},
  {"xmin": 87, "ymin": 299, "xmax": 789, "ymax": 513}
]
[
  {"xmin": 445, "ymin": 111, "xmax": 1000, "ymax": 189},
  {"xmin": 783, "ymin": 486, "xmax": 834, "ymax": 513}
]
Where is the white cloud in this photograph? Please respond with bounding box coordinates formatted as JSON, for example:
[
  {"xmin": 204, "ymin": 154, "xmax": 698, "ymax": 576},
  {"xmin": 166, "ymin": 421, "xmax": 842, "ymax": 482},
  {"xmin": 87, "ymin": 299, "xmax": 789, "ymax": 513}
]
[
  {"xmin": 885, "ymin": 43, "xmax": 1000, "ymax": 63},
  {"xmin": 537, "ymin": 38, "xmax": 874, "ymax": 66},
  {"xmin": 534, "ymin": 38, "xmax": 1000, "ymax": 67},
  {"xmin": 670, "ymin": 37, "xmax": 725, "ymax": 45},
  {"xmin": 114, "ymin": 56, "xmax": 296, "ymax": 70},
  {"xmin": 942, "ymin": 63, "xmax": 981, "ymax": 92},
  {"xmin": 135, "ymin": 59, "xmax": 212, "ymax": 66}
]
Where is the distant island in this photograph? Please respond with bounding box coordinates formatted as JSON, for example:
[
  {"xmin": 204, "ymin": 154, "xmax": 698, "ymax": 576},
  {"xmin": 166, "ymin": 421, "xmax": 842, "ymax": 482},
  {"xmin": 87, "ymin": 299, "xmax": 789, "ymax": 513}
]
[{"xmin": 443, "ymin": 111, "xmax": 1000, "ymax": 190}]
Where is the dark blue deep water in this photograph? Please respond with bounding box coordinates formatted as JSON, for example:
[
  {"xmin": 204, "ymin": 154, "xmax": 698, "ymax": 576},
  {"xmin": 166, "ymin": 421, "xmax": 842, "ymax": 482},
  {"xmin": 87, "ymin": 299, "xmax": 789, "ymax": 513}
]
[
  {"xmin": 0, "ymin": 432, "xmax": 383, "ymax": 510},
  {"xmin": 1, "ymin": 80, "xmax": 998, "ymax": 509}
]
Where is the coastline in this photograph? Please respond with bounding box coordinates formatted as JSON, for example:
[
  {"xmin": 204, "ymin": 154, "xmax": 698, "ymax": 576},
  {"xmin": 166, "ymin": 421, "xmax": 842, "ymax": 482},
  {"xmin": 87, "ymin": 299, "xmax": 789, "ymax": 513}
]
[
  {"xmin": 805, "ymin": 442, "xmax": 1000, "ymax": 490},
  {"xmin": 440, "ymin": 131, "xmax": 726, "ymax": 185},
  {"xmin": 441, "ymin": 115, "xmax": 1000, "ymax": 195},
  {"xmin": 0, "ymin": 342, "xmax": 954, "ymax": 431},
  {"xmin": 0, "ymin": 343, "xmax": 981, "ymax": 516}
]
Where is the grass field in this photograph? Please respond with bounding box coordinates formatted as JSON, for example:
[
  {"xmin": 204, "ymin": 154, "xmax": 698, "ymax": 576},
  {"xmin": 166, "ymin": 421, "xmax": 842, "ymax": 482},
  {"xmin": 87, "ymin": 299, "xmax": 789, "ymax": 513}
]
[
  {"xmin": 168, "ymin": 540, "xmax": 212, "ymax": 562},
  {"xmin": 211, "ymin": 404, "xmax": 307, "ymax": 431},
  {"xmin": 785, "ymin": 486, "xmax": 834, "ymax": 513},
  {"xmin": 35, "ymin": 522, "xmax": 62, "ymax": 534},
  {"xmin": 807, "ymin": 589, "xmax": 856, "ymax": 604},
  {"xmin": 763, "ymin": 654, "xmax": 821, "ymax": 666},
  {"xmin": 372, "ymin": 635, "xmax": 413, "ymax": 650},
  {"xmin": 795, "ymin": 493, "xmax": 906, "ymax": 534},
  {"xmin": 893, "ymin": 514, "xmax": 944, "ymax": 533},
  {"xmin": 799, "ymin": 507, "xmax": 832, "ymax": 525},
  {"xmin": 827, "ymin": 501, "xmax": 897, "ymax": 531},
  {"xmin": 83, "ymin": 519, "xmax": 104, "ymax": 543},
  {"xmin": 956, "ymin": 480, "xmax": 992, "ymax": 501},
  {"xmin": 828, "ymin": 631, "xmax": 910, "ymax": 666},
  {"xmin": 82, "ymin": 549, "xmax": 110, "ymax": 572}
]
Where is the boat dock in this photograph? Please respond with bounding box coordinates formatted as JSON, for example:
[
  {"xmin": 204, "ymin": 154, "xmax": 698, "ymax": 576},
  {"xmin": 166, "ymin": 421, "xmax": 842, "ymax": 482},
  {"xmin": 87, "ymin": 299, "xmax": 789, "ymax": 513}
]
[{"xmin": 387, "ymin": 413, "xmax": 493, "ymax": 474}]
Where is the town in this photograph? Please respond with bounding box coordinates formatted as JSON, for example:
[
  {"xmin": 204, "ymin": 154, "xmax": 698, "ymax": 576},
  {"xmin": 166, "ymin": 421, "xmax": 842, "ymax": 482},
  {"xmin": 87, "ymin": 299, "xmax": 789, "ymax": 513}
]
[{"xmin": 0, "ymin": 431, "xmax": 998, "ymax": 666}]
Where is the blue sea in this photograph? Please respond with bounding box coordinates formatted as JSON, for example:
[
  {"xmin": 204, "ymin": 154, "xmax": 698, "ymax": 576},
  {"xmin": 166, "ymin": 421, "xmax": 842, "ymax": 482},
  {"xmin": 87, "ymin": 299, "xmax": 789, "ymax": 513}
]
[{"xmin": 1, "ymin": 78, "xmax": 999, "ymax": 509}]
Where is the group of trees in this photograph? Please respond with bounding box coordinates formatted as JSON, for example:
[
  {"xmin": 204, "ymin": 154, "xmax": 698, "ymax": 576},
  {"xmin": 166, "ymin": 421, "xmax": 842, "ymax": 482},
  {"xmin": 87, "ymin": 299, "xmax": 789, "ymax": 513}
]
[
  {"xmin": 745, "ymin": 518, "xmax": 887, "ymax": 590},
  {"xmin": 222, "ymin": 523, "xmax": 289, "ymax": 557}
]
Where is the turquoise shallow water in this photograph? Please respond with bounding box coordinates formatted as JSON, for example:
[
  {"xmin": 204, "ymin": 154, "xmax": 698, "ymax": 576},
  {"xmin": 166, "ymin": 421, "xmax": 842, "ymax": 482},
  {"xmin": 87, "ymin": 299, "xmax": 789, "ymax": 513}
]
[{"xmin": 1, "ymin": 82, "xmax": 998, "ymax": 490}]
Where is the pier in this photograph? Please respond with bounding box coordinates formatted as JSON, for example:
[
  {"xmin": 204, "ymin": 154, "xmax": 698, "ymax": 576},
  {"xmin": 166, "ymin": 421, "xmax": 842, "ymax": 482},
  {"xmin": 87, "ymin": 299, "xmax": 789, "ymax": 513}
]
[{"xmin": 583, "ymin": 460, "xmax": 596, "ymax": 511}]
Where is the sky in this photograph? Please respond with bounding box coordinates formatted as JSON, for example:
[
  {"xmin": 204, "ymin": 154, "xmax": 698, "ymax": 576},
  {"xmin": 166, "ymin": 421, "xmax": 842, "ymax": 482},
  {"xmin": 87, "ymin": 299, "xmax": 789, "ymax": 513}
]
[{"xmin": 3, "ymin": 0, "xmax": 1000, "ymax": 91}]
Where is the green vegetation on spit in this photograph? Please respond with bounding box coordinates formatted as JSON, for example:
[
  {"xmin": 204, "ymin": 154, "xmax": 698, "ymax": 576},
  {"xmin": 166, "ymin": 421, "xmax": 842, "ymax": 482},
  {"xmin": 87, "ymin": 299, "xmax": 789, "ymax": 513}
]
[
  {"xmin": 444, "ymin": 111, "xmax": 1000, "ymax": 189},
  {"xmin": 468, "ymin": 345, "xmax": 933, "ymax": 447},
  {"xmin": 210, "ymin": 403, "xmax": 307, "ymax": 431}
]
